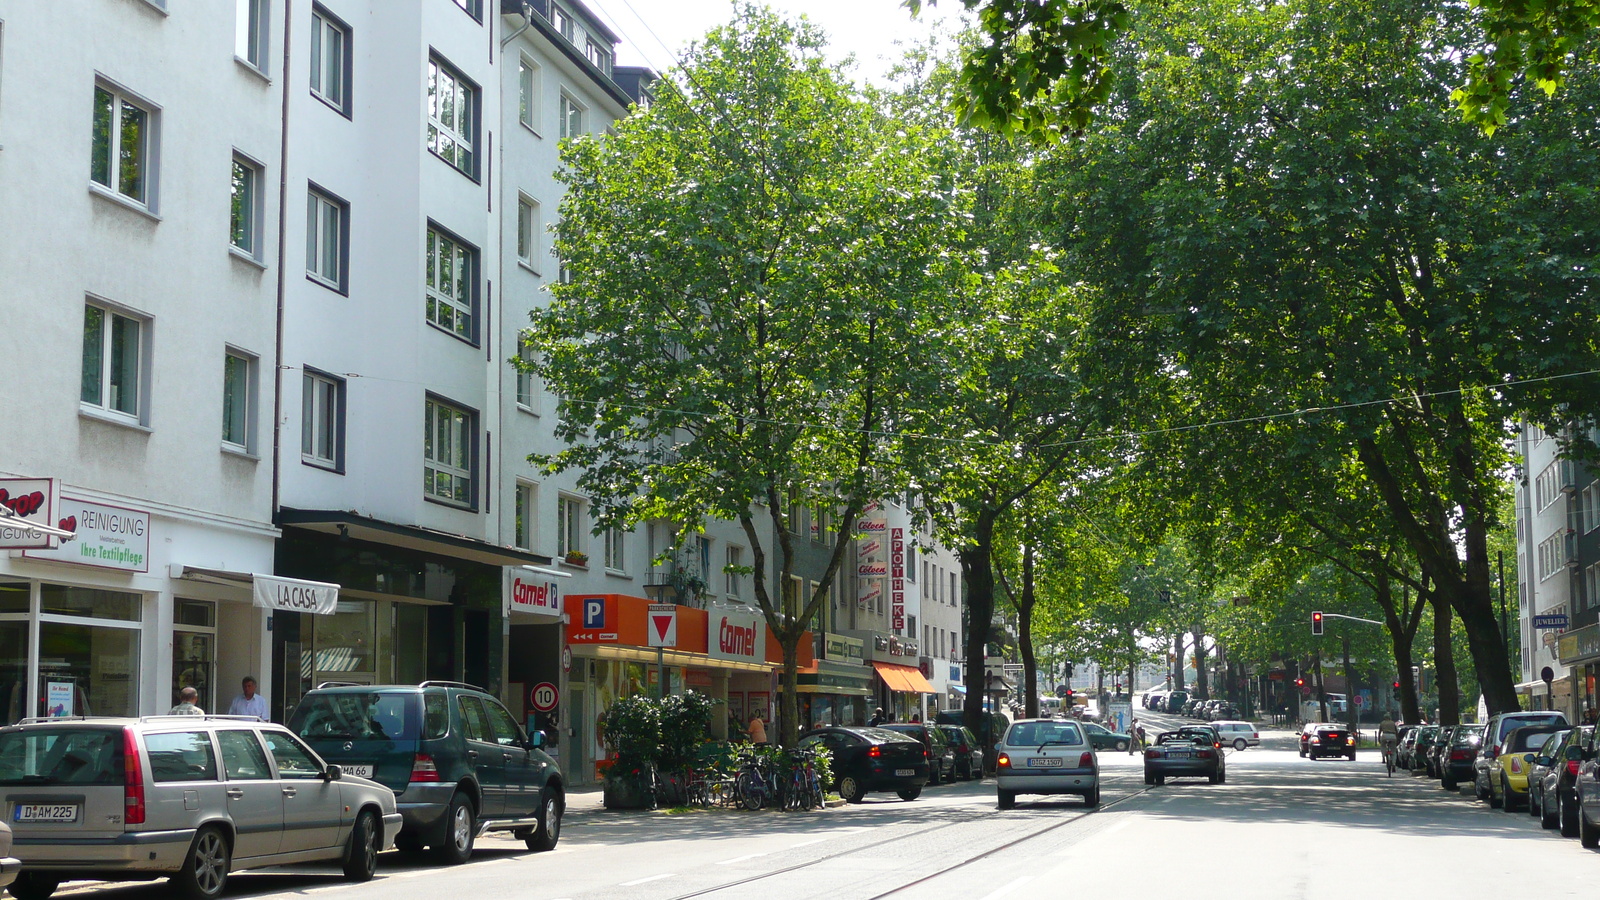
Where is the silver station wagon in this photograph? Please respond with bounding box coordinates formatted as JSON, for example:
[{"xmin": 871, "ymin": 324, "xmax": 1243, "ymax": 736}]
[{"xmin": 0, "ymin": 716, "xmax": 402, "ymax": 900}]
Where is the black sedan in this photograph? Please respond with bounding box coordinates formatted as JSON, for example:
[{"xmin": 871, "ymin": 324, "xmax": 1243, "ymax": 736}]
[
  {"xmin": 936, "ymin": 724, "xmax": 985, "ymax": 780},
  {"xmin": 1440, "ymin": 724, "xmax": 1485, "ymax": 791},
  {"xmin": 798, "ymin": 727, "xmax": 930, "ymax": 803}
]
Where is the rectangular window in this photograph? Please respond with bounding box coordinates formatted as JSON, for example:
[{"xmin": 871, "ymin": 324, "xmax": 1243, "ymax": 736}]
[
  {"xmin": 558, "ymin": 496, "xmax": 584, "ymax": 560},
  {"xmin": 518, "ymin": 57, "xmax": 539, "ymax": 130},
  {"xmin": 230, "ymin": 155, "xmax": 261, "ymax": 256},
  {"xmin": 424, "ymin": 224, "xmax": 476, "ymax": 341},
  {"xmin": 515, "ymin": 340, "xmax": 537, "ymax": 412},
  {"xmin": 1588, "ymin": 563, "xmax": 1600, "ymax": 612},
  {"xmin": 301, "ymin": 370, "xmax": 343, "ymax": 470},
  {"xmin": 1584, "ymin": 482, "xmax": 1600, "ymax": 534},
  {"xmin": 305, "ymin": 186, "xmax": 347, "ymax": 290},
  {"xmin": 222, "ymin": 350, "xmax": 255, "ymax": 451},
  {"xmin": 236, "ymin": 0, "xmax": 268, "ymax": 70},
  {"xmin": 514, "ymin": 482, "xmax": 536, "ymax": 551},
  {"xmin": 552, "ymin": 5, "xmax": 574, "ymax": 40},
  {"xmin": 726, "ymin": 546, "xmax": 744, "ymax": 599},
  {"xmin": 90, "ymin": 83, "xmax": 154, "ymax": 205},
  {"xmin": 585, "ymin": 40, "xmax": 612, "ymax": 76},
  {"xmin": 80, "ymin": 302, "xmax": 144, "ymax": 421},
  {"xmin": 559, "ymin": 93, "xmax": 583, "ymax": 139},
  {"xmin": 310, "ymin": 6, "xmax": 350, "ymax": 114},
  {"xmin": 516, "ymin": 195, "xmax": 539, "ymax": 267},
  {"xmin": 427, "ymin": 56, "xmax": 477, "ymax": 177},
  {"xmin": 950, "ymin": 572, "xmax": 958, "ymax": 606},
  {"xmin": 450, "ymin": 0, "xmax": 481, "ymax": 20},
  {"xmin": 424, "ymin": 397, "xmax": 474, "ymax": 506},
  {"xmin": 604, "ymin": 527, "xmax": 625, "ymax": 572}
]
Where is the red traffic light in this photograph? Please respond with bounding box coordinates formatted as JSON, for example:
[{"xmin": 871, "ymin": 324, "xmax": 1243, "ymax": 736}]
[
  {"xmin": 1393, "ymin": 681, "xmax": 1401, "ymax": 689},
  {"xmin": 1311, "ymin": 611, "xmax": 1324, "ymax": 636},
  {"xmin": 1294, "ymin": 677, "xmax": 1305, "ymax": 687}
]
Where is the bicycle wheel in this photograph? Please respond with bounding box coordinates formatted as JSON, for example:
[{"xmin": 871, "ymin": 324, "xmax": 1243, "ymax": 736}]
[{"xmin": 737, "ymin": 770, "xmax": 765, "ymax": 811}]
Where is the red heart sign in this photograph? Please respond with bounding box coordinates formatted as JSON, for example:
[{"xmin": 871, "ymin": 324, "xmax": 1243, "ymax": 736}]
[{"xmin": 57, "ymin": 516, "xmax": 77, "ymax": 534}]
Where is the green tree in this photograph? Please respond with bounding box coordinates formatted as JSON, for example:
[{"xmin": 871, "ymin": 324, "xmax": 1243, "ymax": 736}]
[
  {"xmin": 1042, "ymin": 0, "xmax": 1600, "ymax": 715},
  {"xmin": 525, "ymin": 6, "xmax": 960, "ymax": 747}
]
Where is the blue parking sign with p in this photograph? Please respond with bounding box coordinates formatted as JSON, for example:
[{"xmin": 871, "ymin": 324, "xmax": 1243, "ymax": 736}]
[{"xmin": 583, "ymin": 597, "xmax": 606, "ymax": 629}]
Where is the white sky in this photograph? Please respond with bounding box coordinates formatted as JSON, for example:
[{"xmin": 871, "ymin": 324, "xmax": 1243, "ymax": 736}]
[{"xmin": 583, "ymin": 1, "xmax": 970, "ymax": 86}]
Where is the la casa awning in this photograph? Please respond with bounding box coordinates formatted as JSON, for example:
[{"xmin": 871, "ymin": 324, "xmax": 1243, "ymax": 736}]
[
  {"xmin": 170, "ymin": 566, "xmax": 340, "ymax": 615},
  {"xmin": 872, "ymin": 661, "xmax": 937, "ymax": 695}
]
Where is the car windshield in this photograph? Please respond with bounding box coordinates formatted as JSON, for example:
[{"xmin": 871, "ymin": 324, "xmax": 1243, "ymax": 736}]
[
  {"xmin": 1498, "ymin": 715, "xmax": 1565, "ymax": 741},
  {"xmin": 291, "ymin": 692, "xmax": 420, "ymax": 741},
  {"xmin": 1007, "ymin": 722, "xmax": 1082, "ymax": 746},
  {"xmin": 1452, "ymin": 727, "xmax": 1483, "ymax": 746},
  {"xmin": 0, "ymin": 728, "xmax": 124, "ymax": 785}
]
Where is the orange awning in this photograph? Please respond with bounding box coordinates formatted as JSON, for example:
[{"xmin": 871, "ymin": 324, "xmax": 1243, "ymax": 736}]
[{"xmin": 872, "ymin": 661, "xmax": 937, "ymax": 694}]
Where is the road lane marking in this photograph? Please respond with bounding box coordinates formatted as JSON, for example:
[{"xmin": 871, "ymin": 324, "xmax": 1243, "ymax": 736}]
[
  {"xmin": 787, "ymin": 838, "xmax": 827, "ymax": 848},
  {"xmin": 716, "ymin": 853, "xmax": 768, "ymax": 865},
  {"xmin": 979, "ymin": 876, "xmax": 1033, "ymax": 900},
  {"xmin": 620, "ymin": 874, "xmax": 676, "ymax": 886}
]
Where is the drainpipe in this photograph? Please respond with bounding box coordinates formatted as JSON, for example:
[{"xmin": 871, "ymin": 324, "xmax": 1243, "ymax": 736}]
[{"xmin": 270, "ymin": 0, "xmax": 294, "ymax": 518}]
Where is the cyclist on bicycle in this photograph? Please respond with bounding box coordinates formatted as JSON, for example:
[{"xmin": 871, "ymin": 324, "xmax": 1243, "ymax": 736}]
[{"xmin": 1378, "ymin": 713, "xmax": 1399, "ymax": 761}]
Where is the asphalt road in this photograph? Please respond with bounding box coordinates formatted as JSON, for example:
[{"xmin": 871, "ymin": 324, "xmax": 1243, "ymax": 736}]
[{"xmin": 43, "ymin": 715, "xmax": 1600, "ymax": 900}]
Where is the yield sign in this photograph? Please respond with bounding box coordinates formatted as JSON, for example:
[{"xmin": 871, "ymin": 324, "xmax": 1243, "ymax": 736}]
[{"xmin": 647, "ymin": 603, "xmax": 678, "ymax": 647}]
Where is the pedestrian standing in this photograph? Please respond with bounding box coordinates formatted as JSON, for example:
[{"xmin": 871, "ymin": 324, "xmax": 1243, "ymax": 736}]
[
  {"xmin": 868, "ymin": 707, "xmax": 886, "ymax": 727},
  {"xmin": 227, "ymin": 676, "xmax": 268, "ymax": 721},
  {"xmin": 168, "ymin": 687, "xmax": 204, "ymax": 716},
  {"xmin": 746, "ymin": 713, "xmax": 767, "ymax": 745}
]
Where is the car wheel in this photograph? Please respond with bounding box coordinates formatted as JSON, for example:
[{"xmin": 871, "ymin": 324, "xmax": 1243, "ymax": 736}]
[
  {"xmin": 8, "ymin": 874, "xmax": 60, "ymax": 900},
  {"xmin": 1562, "ymin": 791, "xmax": 1581, "ymax": 837},
  {"xmin": 526, "ymin": 790, "xmax": 563, "ymax": 851},
  {"xmin": 997, "ymin": 790, "xmax": 1015, "ymax": 810},
  {"xmin": 1155, "ymin": 775, "xmax": 1166, "ymax": 786},
  {"xmin": 1144, "ymin": 771, "xmax": 1155, "ymax": 786},
  {"xmin": 1209, "ymin": 768, "xmax": 1222, "ymax": 785},
  {"xmin": 1542, "ymin": 789, "xmax": 1560, "ymax": 828},
  {"xmin": 1115, "ymin": 740, "xmax": 1129, "ymax": 752},
  {"xmin": 1347, "ymin": 751, "xmax": 1356, "ymax": 761},
  {"xmin": 897, "ymin": 786, "xmax": 923, "ymax": 801},
  {"xmin": 1500, "ymin": 777, "xmax": 1518, "ymax": 812},
  {"xmin": 1234, "ymin": 739, "xmax": 1247, "ymax": 751},
  {"xmin": 1476, "ymin": 775, "xmax": 1491, "ymax": 802},
  {"xmin": 1084, "ymin": 786, "xmax": 1100, "ymax": 807},
  {"xmin": 1583, "ymin": 805, "xmax": 1600, "ymax": 848},
  {"xmin": 432, "ymin": 793, "xmax": 477, "ymax": 865},
  {"xmin": 173, "ymin": 825, "xmax": 231, "ymax": 900},
  {"xmin": 839, "ymin": 775, "xmax": 866, "ymax": 804},
  {"xmin": 1488, "ymin": 782, "xmax": 1503, "ymax": 809},
  {"xmin": 343, "ymin": 810, "xmax": 379, "ymax": 882}
]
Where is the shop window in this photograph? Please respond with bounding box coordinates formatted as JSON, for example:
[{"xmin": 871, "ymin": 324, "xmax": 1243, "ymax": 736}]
[
  {"xmin": 0, "ymin": 582, "xmax": 27, "ymax": 613},
  {"xmin": 0, "ymin": 617, "xmax": 27, "ymax": 726},
  {"xmin": 39, "ymin": 584, "xmax": 141, "ymax": 621},
  {"xmin": 173, "ymin": 599, "xmax": 217, "ymax": 714},
  {"xmin": 38, "ymin": 621, "xmax": 139, "ymax": 718}
]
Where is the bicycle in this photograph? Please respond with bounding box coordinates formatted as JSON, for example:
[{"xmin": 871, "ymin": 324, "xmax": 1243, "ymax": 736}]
[
  {"xmin": 784, "ymin": 748, "xmax": 823, "ymax": 811},
  {"xmin": 1380, "ymin": 739, "xmax": 1397, "ymax": 777},
  {"xmin": 733, "ymin": 749, "xmax": 773, "ymax": 810}
]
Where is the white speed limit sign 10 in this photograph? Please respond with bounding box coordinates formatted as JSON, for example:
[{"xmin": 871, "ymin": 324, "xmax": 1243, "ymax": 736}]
[{"xmin": 530, "ymin": 681, "xmax": 559, "ymax": 713}]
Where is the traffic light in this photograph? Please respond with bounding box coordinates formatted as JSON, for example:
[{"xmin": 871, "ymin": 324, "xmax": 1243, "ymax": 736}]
[
  {"xmin": 1393, "ymin": 681, "xmax": 1401, "ymax": 690},
  {"xmin": 1294, "ymin": 677, "xmax": 1304, "ymax": 687},
  {"xmin": 1064, "ymin": 662, "xmax": 1074, "ymax": 678},
  {"xmin": 1311, "ymin": 611, "xmax": 1324, "ymax": 636}
]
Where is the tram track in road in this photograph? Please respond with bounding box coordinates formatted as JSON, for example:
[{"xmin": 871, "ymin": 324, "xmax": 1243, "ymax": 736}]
[{"xmin": 660, "ymin": 779, "xmax": 1155, "ymax": 900}]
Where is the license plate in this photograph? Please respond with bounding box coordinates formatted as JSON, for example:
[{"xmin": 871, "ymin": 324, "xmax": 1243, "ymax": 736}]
[
  {"xmin": 1166, "ymin": 751, "xmax": 1190, "ymax": 759},
  {"xmin": 14, "ymin": 804, "xmax": 78, "ymax": 823},
  {"xmin": 342, "ymin": 764, "xmax": 374, "ymax": 778},
  {"xmin": 1026, "ymin": 757, "xmax": 1063, "ymax": 768},
  {"xmin": 894, "ymin": 768, "xmax": 915, "ymax": 776}
]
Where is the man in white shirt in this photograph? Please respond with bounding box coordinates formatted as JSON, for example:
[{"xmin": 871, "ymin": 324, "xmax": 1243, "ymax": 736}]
[{"xmin": 228, "ymin": 676, "xmax": 268, "ymax": 721}]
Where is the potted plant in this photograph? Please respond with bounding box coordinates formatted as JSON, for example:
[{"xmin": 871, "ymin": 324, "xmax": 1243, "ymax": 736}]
[
  {"xmin": 601, "ymin": 694, "xmax": 660, "ymax": 809},
  {"xmin": 564, "ymin": 550, "xmax": 589, "ymax": 566}
]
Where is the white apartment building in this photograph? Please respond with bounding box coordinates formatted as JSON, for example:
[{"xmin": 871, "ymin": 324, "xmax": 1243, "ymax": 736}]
[{"xmin": 0, "ymin": 0, "xmax": 292, "ymax": 720}]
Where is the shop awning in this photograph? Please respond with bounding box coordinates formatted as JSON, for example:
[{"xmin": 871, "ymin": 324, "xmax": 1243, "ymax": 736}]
[
  {"xmin": 797, "ymin": 661, "xmax": 874, "ymax": 696},
  {"xmin": 872, "ymin": 661, "xmax": 937, "ymax": 695},
  {"xmin": 169, "ymin": 566, "xmax": 341, "ymax": 615},
  {"xmin": 278, "ymin": 508, "xmax": 554, "ymax": 568},
  {"xmin": 950, "ymin": 683, "xmax": 967, "ymax": 694}
]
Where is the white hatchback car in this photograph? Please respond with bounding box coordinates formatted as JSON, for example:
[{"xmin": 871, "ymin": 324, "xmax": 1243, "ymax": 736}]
[
  {"xmin": 1212, "ymin": 721, "xmax": 1260, "ymax": 750},
  {"xmin": 995, "ymin": 719, "xmax": 1099, "ymax": 809}
]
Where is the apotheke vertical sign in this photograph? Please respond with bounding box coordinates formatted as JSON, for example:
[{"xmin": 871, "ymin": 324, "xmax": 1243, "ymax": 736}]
[{"xmin": 890, "ymin": 527, "xmax": 905, "ymax": 631}]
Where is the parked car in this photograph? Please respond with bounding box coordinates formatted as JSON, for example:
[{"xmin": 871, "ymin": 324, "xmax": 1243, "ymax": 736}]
[
  {"xmin": 1439, "ymin": 724, "xmax": 1485, "ymax": 791},
  {"xmin": 1081, "ymin": 722, "xmax": 1132, "ymax": 752},
  {"xmin": 1528, "ymin": 729, "xmax": 1570, "ymax": 823},
  {"xmin": 1405, "ymin": 726, "xmax": 1440, "ymax": 771},
  {"xmin": 934, "ymin": 709, "xmax": 1011, "ymax": 766},
  {"xmin": 1572, "ymin": 727, "xmax": 1600, "ymax": 846},
  {"xmin": 0, "ymin": 715, "xmax": 401, "ymax": 900},
  {"xmin": 995, "ymin": 719, "xmax": 1099, "ymax": 809},
  {"xmin": 1542, "ymin": 725, "xmax": 1594, "ymax": 835},
  {"xmin": 1144, "ymin": 726, "xmax": 1225, "ymax": 785},
  {"xmin": 1427, "ymin": 725, "xmax": 1460, "ymax": 779},
  {"xmin": 290, "ymin": 681, "xmax": 564, "ymax": 863},
  {"xmin": 1212, "ymin": 721, "xmax": 1259, "ymax": 750},
  {"xmin": 1481, "ymin": 724, "xmax": 1564, "ymax": 810},
  {"xmin": 1305, "ymin": 724, "xmax": 1356, "ymax": 760},
  {"xmin": 1474, "ymin": 711, "xmax": 1569, "ymax": 801},
  {"xmin": 799, "ymin": 727, "xmax": 928, "ymax": 802},
  {"xmin": 1164, "ymin": 691, "xmax": 1189, "ymax": 714},
  {"xmin": 936, "ymin": 725, "xmax": 984, "ymax": 780},
  {"xmin": 879, "ymin": 724, "xmax": 957, "ymax": 785}
]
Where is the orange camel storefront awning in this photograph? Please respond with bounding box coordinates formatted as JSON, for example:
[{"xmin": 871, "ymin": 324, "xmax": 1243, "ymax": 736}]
[{"xmin": 871, "ymin": 661, "xmax": 937, "ymax": 694}]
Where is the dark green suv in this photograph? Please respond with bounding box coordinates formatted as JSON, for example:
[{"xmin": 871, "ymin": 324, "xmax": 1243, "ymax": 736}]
[{"xmin": 288, "ymin": 681, "xmax": 563, "ymax": 864}]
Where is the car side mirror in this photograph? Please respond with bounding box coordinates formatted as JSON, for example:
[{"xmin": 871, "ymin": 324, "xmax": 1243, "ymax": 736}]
[
  {"xmin": 1565, "ymin": 747, "xmax": 1585, "ymax": 762},
  {"xmin": 1523, "ymin": 753, "xmax": 1537, "ymax": 764},
  {"xmin": 530, "ymin": 730, "xmax": 546, "ymax": 749},
  {"xmin": 325, "ymin": 764, "xmax": 343, "ymax": 781}
]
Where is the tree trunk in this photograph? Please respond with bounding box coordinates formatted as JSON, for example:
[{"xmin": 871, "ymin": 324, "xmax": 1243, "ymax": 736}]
[
  {"xmin": 1315, "ymin": 652, "xmax": 1329, "ymax": 723},
  {"xmin": 1432, "ymin": 590, "xmax": 1461, "ymax": 726},
  {"xmin": 1443, "ymin": 557, "xmax": 1520, "ymax": 716},
  {"xmin": 779, "ymin": 640, "xmax": 799, "ymax": 748},
  {"xmin": 1019, "ymin": 545, "xmax": 1038, "ymax": 718},
  {"xmin": 1373, "ymin": 575, "xmax": 1424, "ymax": 725},
  {"xmin": 1173, "ymin": 634, "xmax": 1186, "ymax": 691},
  {"xmin": 1192, "ymin": 630, "xmax": 1208, "ymax": 698},
  {"xmin": 960, "ymin": 511, "xmax": 998, "ymax": 755},
  {"xmin": 1342, "ymin": 632, "xmax": 1358, "ymax": 731}
]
